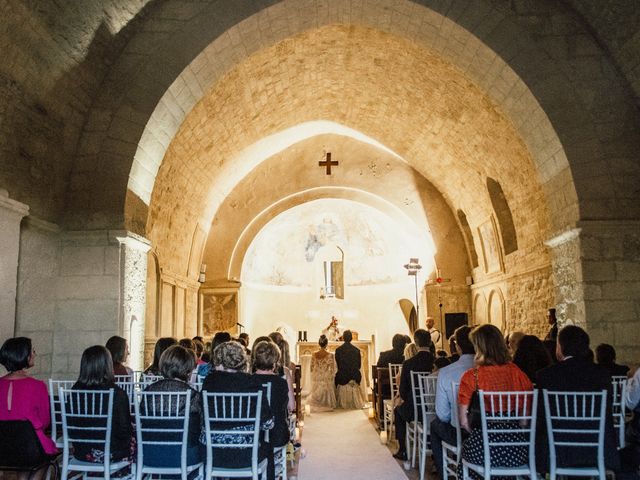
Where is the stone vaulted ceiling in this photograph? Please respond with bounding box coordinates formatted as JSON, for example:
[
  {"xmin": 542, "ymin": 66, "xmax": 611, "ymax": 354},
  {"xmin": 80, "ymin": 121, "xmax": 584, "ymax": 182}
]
[{"xmin": 0, "ymin": 0, "xmax": 638, "ymax": 281}]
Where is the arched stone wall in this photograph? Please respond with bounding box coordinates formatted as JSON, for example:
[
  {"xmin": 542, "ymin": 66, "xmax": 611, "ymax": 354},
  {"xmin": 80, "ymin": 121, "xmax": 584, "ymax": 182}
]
[{"xmin": 2, "ymin": 0, "xmax": 639, "ymax": 377}]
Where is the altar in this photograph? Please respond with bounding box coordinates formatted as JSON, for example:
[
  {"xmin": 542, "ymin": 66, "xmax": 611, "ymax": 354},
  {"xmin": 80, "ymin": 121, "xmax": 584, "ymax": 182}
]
[{"xmin": 296, "ymin": 339, "xmax": 373, "ymax": 401}]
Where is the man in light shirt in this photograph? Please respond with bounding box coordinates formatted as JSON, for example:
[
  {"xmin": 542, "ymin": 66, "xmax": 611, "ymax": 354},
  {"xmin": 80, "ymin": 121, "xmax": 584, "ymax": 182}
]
[
  {"xmin": 426, "ymin": 316, "xmax": 442, "ymax": 349},
  {"xmin": 431, "ymin": 325, "xmax": 475, "ymax": 476}
]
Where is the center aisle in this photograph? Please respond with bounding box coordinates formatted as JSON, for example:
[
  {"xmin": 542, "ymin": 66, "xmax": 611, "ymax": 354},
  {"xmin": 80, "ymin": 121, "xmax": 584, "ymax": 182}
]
[{"xmin": 297, "ymin": 408, "xmax": 408, "ymax": 479}]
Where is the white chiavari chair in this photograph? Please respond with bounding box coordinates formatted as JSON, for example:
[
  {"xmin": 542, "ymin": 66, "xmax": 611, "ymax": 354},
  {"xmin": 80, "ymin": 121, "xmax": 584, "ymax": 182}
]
[{"xmin": 462, "ymin": 389, "xmax": 538, "ymax": 480}]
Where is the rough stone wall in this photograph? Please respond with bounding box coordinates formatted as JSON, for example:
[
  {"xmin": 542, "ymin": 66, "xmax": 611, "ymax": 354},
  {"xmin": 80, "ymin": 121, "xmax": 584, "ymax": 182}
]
[
  {"xmin": 546, "ymin": 221, "xmax": 640, "ymax": 365},
  {"xmin": 52, "ymin": 231, "xmax": 121, "ymax": 378},
  {"xmin": 148, "ymin": 24, "xmax": 547, "ymax": 279},
  {"xmin": 0, "ymin": 77, "xmax": 67, "ymax": 221},
  {"xmin": 505, "ymin": 265, "xmax": 555, "ymax": 338},
  {"xmin": 15, "ymin": 229, "xmax": 126, "ymax": 379},
  {"xmin": 425, "ymin": 284, "xmax": 472, "ymax": 333},
  {"xmin": 0, "ymin": 0, "xmax": 144, "ymax": 223},
  {"xmin": 567, "ymin": 0, "xmax": 640, "ymax": 104},
  {"xmin": 580, "ymin": 221, "xmax": 640, "ymax": 364},
  {"xmin": 15, "ymin": 218, "xmax": 59, "ymax": 378}
]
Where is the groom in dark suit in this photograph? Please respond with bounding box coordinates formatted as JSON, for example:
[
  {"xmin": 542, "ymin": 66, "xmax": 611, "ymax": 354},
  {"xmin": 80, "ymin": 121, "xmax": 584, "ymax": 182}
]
[
  {"xmin": 536, "ymin": 325, "xmax": 621, "ymax": 474},
  {"xmin": 334, "ymin": 330, "xmax": 362, "ymax": 386}
]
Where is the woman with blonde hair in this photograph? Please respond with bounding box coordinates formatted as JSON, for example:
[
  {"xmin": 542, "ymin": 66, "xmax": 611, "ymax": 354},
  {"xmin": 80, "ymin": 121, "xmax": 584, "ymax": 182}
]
[{"xmin": 457, "ymin": 324, "xmax": 533, "ymax": 477}]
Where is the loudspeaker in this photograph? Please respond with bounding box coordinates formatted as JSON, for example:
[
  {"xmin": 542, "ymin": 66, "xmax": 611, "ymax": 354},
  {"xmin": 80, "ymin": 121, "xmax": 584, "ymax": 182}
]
[{"xmin": 444, "ymin": 312, "xmax": 469, "ymax": 339}]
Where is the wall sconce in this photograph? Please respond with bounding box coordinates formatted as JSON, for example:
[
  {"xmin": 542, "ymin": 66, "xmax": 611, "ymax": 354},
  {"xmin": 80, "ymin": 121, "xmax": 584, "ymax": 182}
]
[{"xmin": 198, "ymin": 264, "xmax": 207, "ymax": 283}]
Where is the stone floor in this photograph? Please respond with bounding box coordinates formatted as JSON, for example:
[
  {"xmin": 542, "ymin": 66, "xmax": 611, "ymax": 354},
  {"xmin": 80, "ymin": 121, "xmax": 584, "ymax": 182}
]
[{"xmin": 292, "ymin": 407, "xmax": 428, "ymax": 479}]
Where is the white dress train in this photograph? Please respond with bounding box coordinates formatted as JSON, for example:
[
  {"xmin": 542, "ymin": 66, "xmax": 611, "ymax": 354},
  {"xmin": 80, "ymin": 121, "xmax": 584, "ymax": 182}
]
[{"xmin": 308, "ymin": 352, "xmax": 337, "ymax": 412}]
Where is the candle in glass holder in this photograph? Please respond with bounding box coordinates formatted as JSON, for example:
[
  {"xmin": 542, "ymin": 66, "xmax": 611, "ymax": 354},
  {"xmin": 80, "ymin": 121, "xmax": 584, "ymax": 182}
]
[
  {"xmin": 379, "ymin": 431, "xmax": 388, "ymax": 444},
  {"xmin": 304, "ymin": 404, "xmax": 311, "ymax": 416},
  {"xmin": 295, "ymin": 427, "xmax": 300, "ymax": 441},
  {"xmin": 368, "ymin": 407, "xmax": 375, "ymax": 418}
]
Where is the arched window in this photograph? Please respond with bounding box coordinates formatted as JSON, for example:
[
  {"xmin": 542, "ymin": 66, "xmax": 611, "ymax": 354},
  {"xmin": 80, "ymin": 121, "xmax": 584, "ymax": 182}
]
[
  {"xmin": 486, "ymin": 177, "xmax": 518, "ymax": 255},
  {"xmin": 457, "ymin": 209, "xmax": 479, "ymax": 268}
]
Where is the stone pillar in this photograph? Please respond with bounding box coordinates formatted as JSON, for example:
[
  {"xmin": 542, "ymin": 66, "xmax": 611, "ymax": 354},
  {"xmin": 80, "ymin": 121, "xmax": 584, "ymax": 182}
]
[
  {"xmin": 15, "ymin": 217, "xmax": 60, "ymax": 378},
  {"xmin": 113, "ymin": 232, "xmax": 151, "ymax": 372},
  {"xmin": 546, "ymin": 221, "xmax": 640, "ymax": 364},
  {"xmin": 545, "ymin": 228, "xmax": 585, "ymax": 329},
  {"xmin": 0, "ymin": 189, "xmax": 29, "ymax": 343},
  {"xmin": 53, "ymin": 231, "xmax": 121, "ymax": 377}
]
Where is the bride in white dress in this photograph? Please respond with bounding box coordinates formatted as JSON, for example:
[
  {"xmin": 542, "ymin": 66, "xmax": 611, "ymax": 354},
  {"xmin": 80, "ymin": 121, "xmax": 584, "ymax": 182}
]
[{"xmin": 308, "ymin": 335, "xmax": 337, "ymax": 412}]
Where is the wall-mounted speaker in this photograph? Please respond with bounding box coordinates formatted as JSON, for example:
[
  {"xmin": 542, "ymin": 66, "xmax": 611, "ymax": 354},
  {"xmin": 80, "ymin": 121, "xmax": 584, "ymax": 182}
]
[{"xmin": 445, "ymin": 312, "xmax": 469, "ymax": 339}]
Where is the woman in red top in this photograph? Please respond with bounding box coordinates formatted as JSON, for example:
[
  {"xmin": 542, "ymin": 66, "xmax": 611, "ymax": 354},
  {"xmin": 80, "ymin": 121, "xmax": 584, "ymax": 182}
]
[{"xmin": 457, "ymin": 324, "xmax": 533, "ymax": 476}]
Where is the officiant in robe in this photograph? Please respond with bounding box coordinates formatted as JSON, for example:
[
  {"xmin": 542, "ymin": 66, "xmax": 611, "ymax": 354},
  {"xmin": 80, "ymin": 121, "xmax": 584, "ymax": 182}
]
[{"xmin": 334, "ymin": 330, "xmax": 364, "ymax": 408}]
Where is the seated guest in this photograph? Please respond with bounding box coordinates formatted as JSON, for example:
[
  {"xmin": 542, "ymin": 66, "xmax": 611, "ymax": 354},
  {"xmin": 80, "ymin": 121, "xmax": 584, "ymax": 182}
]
[
  {"xmin": 457, "ymin": 324, "xmax": 533, "ymax": 477},
  {"xmin": 197, "ymin": 331, "xmax": 232, "ymax": 378},
  {"xmin": 201, "ymin": 342, "xmax": 211, "ymax": 364},
  {"xmin": 595, "ymin": 343, "xmax": 630, "ymax": 377},
  {"xmin": 536, "ymin": 326, "xmax": 620, "ymax": 474},
  {"xmin": 268, "ymin": 332, "xmax": 296, "ymax": 412},
  {"xmin": 376, "ymin": 333, "xmax": 408, "ymax": 410},
  {"xmin": 192, "ymin": 338, "xmax": 207, "ymax": 366},
  {"xmin": 239, "ymin": 333, "xmax": 251, "ymax": 353},
  {"xmin": 513, "ymin": 334, "xmax": 553, "ymax": 383},
  {"xmin": 542, "ymin": 339, "xmax": 558, "ymax": 364},
  {"xmin": 71, "ymin": 346, "xmax": 132, "ymax": 463},
  {"xmin": 393, "ymin": 329, "xmax": 435, "ymax": 460},
  {"xmin": 252, "ymin": 340, "xmax": 291, "ymax": 480},
  {"xmin": 142, "ymin": 345, "xmax": 204, "ymax": 467},
  {"xmin": 144, "ymin": 337, "xmax": 177, "ymax": 376},
  {"xmin": 448, "ymin": 336, "xmax": 460, "ymax": 363},
  {"xmin": 377, "ymin": 334, "xmax": 408, "ymax": 367},
  {"xmin": 105, "ymin": 335, "xmax": 132, "ymax": 376},
  {"xmin": 202, "ymin": 341, "xmax": 273, "ymax": 474},
  {"xmin": 403, "ymin": 342, "xmax": 418, "ymax": 361},
  {"xmin": 434, "ymin": 351, "xmax": 451, "ymax": 371},
  {"xmin": 506, "ymin": 330, "xmax": 525, "ymax": 356},
  {"xmin": 0, "ymin": 337, "xmax": 58, "ymax": 459},
  {"xmin": 178, "ymin": 338, "xmax": 195, "ymax": 352},
  {"xmin": 431, "ymin": 326, "xmax": 475, "ymax": 476}
]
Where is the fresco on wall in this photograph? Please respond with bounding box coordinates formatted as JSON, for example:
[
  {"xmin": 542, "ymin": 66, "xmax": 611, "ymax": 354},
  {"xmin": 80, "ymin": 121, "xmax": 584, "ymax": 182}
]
[
  {"xmin": 243, "ymin": 199, "xmax": 429, "ymax": 287},
  {"xmin": 201, "ymin": 290, "xmax": 237, "ymax": 335}
]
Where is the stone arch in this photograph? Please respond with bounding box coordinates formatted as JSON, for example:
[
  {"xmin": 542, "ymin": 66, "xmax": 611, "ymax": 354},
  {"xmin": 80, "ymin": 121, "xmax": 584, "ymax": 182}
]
[
  {"xmin": 457, "ymin": 209, "xmax": 479, "ymax": 269},
  {"xmin": 60, "ymin": 0, "xmax": 635, "ymax": 234},
  {"xmin": 226, "ymin": 187, "xmax": 432, "ymax": 282},
  {"xmin": 473, "ymin": 293, "xmax": 487, "ymax": 325},
  {"xmin": 56, "ymin": 0, "xmax": 639, "ymax": 362},
  {"xmin": 487, "ymin": 288, "xmax": 506, "ymax": 332},
  {"xmin": 146, "ymin": 25, "xmax": 549, "ymax": 284}
]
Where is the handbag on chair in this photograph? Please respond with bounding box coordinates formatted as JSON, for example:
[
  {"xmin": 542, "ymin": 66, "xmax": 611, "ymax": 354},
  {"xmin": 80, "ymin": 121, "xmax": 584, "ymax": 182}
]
[{"xmin": 467, "ymin": 368, "xmax": 482, "ymax": 430}]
